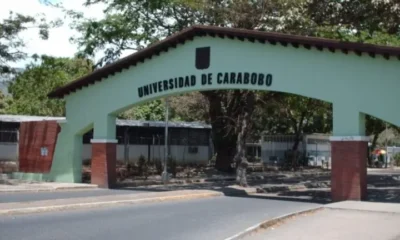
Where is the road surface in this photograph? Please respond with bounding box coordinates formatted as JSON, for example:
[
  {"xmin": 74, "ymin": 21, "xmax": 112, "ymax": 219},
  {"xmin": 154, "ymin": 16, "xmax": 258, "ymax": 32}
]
[{"xmin": 0, "ymin": 196, "xmax": 320, "ymax": 240}]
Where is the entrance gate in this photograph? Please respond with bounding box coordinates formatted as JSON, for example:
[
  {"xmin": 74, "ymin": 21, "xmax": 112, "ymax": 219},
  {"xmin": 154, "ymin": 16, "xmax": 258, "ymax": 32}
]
[{"xmin": 21, "ymin": 26, "xmax": 400, "ymax": 201}]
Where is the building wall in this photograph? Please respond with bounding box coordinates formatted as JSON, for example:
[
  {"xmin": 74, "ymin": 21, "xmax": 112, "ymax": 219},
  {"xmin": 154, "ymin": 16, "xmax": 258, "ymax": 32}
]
[
  {"xmin": 82, "ymin": 144, "xmax": 210, "ymax": 164},
  {"xmin": 0, "ymin": 121, "xmax": 212, "ymax": 165},
  {"xmin": 261, "ymin": 134, "xmax": 332, "ymax": 166},
  {"xmin": 0, "ymin": 143, "xmax": 18, "ymax": 161},
  {"xmin": 1, "ymin": 143, "xmax": 210, "ymax": 164}
]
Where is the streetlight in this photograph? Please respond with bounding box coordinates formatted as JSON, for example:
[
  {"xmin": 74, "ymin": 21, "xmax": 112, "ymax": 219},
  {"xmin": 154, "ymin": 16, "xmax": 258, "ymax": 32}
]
[{"xmin": 162, "ymin": 97, "xmax": 169, "ymax": 184}]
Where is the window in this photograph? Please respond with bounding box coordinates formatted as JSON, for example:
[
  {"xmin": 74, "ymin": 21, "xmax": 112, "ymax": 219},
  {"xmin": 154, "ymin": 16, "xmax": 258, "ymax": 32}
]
[{"xmin": 0, "ymin": 122, "xmax": 19, "ymax": 143}]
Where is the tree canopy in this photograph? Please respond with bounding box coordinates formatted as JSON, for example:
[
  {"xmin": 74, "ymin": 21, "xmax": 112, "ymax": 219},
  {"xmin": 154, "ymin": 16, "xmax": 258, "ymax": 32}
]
[{"xmin": 7, "ymin": 56, "xmax": 93, "ymax": 116}]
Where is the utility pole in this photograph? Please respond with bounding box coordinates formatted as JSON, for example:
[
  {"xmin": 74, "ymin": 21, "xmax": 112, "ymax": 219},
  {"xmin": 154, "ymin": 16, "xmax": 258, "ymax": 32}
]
[
  {"xmin": 385, "ymin": 122, "xmax": 388, "ymax": 168},
  {"xmin": 162, "ymin": 97, "xmax": 169, "ymax": 184}
]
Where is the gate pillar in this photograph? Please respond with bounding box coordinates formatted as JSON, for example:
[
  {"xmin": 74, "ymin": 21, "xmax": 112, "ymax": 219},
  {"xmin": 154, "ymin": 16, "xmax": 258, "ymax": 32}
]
[
  {"xmin": 91, "ymin": 139, "xmax": 117, "ymax": 188},
  {"xmin": 330, "ymin": 136, "xmax": 368, "ymax": 201},
  {"xmin": 331, "ymin": 105, "xmax": 368, "ymax": 201},
  {"xmin": 91, "ymin": 115, "xmax": 117, "ymax": 188}
]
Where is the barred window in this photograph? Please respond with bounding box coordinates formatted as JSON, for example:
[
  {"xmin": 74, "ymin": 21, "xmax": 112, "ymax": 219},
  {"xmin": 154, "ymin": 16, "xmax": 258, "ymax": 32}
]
[
  {"xmin": 0, "ymin": 122, "xmax": 19, "ymax": 143},
  {"xmin": 0, "ymin": 130, "xmax": 18, "ymax": 143}
]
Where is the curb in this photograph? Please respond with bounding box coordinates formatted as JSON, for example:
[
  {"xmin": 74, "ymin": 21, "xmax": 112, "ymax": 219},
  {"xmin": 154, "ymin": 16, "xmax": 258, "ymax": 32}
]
[
  {"xmin": 0, "ymin": 192, "xmax": 224, "ymax": 216},
  {"xmin": 224, "ymin": 206, "xmax": 323, "ymax": 240},
  {"xmin": 0, "ymin": 186, "xmax": 98, "ymax": 193}
]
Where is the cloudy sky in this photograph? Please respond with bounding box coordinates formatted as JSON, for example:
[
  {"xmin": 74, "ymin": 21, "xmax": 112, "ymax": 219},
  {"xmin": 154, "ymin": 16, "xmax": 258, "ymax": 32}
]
[{"xmin": 1, "ymin": 0, "xmax": 107, "ymax": 68}]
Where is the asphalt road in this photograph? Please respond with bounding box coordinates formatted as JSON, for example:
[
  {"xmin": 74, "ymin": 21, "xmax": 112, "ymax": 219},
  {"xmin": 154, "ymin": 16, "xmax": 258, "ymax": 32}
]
[
  {"xmin": 0, "ymin": 196, "xmax": 320, "ymax": 240},
  {"xmin": 0, "ymin": 189, "xmax": 144, "ymax": 203}
]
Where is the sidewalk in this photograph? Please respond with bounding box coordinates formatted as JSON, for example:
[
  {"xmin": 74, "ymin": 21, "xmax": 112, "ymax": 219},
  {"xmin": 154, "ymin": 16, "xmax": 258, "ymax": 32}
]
[{"xmin": 244, "ymin": 201, "xmax": 400, "ymax": 240}]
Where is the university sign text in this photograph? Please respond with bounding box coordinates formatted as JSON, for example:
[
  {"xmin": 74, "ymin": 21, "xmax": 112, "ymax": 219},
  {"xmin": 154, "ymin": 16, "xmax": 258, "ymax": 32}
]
[{"xmin": 138, "ymin": 72, "xmax": 273, "ymax": 98}]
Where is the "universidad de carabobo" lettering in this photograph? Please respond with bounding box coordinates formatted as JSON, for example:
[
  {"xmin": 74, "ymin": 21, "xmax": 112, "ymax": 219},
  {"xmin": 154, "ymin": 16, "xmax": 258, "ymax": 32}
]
[{"xmin": 138, "ymin": 72, "xmax": 273, "ymax": 98}]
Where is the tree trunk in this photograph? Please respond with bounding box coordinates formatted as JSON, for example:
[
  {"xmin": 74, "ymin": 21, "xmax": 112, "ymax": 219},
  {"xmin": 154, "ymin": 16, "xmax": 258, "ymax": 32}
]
[
  {"xmin": 290, "ymin": 134, "xmax": 301, "ymax": 170},
  {"xmin": 235, "ymin": 114, "xmax": 249, "ymax": 186},
  {"xmin": 369, "ymin": 134, "xmax": 379, "ymax": 167},
  {"xmin": 235, "ymin": 92, "xmax": 255, "ymax": 186},
  {"xmin": 203, "ymin": 91, "xmax": 236, "ymax": 173},
  {"xmin": 215, "ymin": 142, "xmax": 236, "ymax": 172}
]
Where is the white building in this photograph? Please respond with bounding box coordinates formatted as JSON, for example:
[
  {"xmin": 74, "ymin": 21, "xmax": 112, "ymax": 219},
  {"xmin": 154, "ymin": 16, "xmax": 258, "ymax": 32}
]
[
  {"xmin": 0, "ymin": 115, "xmax": 213, "ymax": 165},
  {"xmin": 260, "ymin": 133, "xmax": 331, "ymax": 166}
]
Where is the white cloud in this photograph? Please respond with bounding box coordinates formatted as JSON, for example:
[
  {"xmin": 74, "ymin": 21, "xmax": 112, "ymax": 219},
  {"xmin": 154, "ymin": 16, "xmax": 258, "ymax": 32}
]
[{"xmin": 1, "ymin": 0, "xmax": 106, "ymax": 68}]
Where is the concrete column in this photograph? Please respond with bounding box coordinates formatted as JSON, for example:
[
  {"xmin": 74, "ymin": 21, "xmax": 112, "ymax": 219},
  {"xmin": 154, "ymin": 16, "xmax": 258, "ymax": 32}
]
[
  {"xmin": 91, "ymin": 139, "xmax": 117, "ymax": 188},
  {"xmin": 93, "ymin": 115, "xmax": 116, "ymax": 139},
  {"xmin": 330, "ymin": 104, "xmax": 368, "ymax": 201},
  {"xmin": 91, "ymin": 115, "xmax": 117, "ymax": 188},
  {"xmin": 48, "ymin": 121, "xmax": 85, "ymax": 183}
]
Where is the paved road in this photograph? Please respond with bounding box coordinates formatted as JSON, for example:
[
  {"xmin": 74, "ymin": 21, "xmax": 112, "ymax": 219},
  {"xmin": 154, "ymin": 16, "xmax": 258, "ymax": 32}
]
[
  {"xmin": 0, "ymin": 196, "xmax": 320, "ymax": 240},
  {"xmin": 0, "ymin": 189, "xmax": 144, "ymax": 203}
]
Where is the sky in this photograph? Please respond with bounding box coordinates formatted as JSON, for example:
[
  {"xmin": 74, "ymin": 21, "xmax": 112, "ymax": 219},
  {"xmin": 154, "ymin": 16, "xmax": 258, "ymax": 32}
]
[{"xmin": 1, "ymin": 0, "xmax": 107, "ymax": 68}]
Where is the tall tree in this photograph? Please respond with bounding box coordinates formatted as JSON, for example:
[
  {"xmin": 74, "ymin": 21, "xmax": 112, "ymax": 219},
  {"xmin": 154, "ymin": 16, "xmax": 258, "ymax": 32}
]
[{"xmin": 8, "ymin": 56, "xmax": 93, "ymax": 116}]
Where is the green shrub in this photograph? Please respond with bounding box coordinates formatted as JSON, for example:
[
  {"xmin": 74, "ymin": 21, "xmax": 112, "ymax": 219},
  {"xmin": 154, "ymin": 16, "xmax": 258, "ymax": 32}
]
[
  {"xmin": 138, "ymin": 155, "xmax": 149, "ymax": 179},
  {"xmin": 154, "ymin": 159, "xmax": 163, "ymax": 175},
  {"xmin": 168, "ymin": 157, "xmax": 177, "ymax": 178}
]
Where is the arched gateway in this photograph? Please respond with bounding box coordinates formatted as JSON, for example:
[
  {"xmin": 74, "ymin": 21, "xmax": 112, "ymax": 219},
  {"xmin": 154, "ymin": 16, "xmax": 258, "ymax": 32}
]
[{"xmin": 28, "ymin": 26, "xmax": 400, "ymax": 201}]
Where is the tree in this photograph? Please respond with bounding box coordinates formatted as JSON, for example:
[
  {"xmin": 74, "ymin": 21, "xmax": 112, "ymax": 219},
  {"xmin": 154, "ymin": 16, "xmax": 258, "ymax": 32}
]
[
  {"xmin": 168, "ymin": 92, "xmax": 209, "ymax": 122},
  {"xmin": 119, "ymin": 100, "xmax": 166, "ymax": 121},
  {"xmin": 119, "ymin": 99, "xmax": 182, "ymax": 121},
  {"xmin": 307, "ymin": 0, "xmax": 400, "ymax": 36},
  {"xmin": 0, "ymin": 90, "xmax": 12, "ymax": 114},
  {"xmin": 8, "ymin": 56, "xmax": 93, "ymax": 116},
  {"xmin": 0, "ymin": 11, "xmax": 56, "ymax": 77}
]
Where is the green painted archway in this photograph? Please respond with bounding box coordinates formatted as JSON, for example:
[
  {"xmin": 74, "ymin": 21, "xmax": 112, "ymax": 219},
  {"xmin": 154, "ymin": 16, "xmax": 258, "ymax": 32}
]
[{"xmin": 20, "ymin": 26, "xmax": 400, "ymax": 195}]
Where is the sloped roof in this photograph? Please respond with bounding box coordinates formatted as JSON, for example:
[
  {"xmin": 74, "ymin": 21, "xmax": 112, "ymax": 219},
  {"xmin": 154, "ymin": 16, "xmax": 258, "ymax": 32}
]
[{"xmin": 48, "ymin": 25, "xmax": 400, "ymax": 99}]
